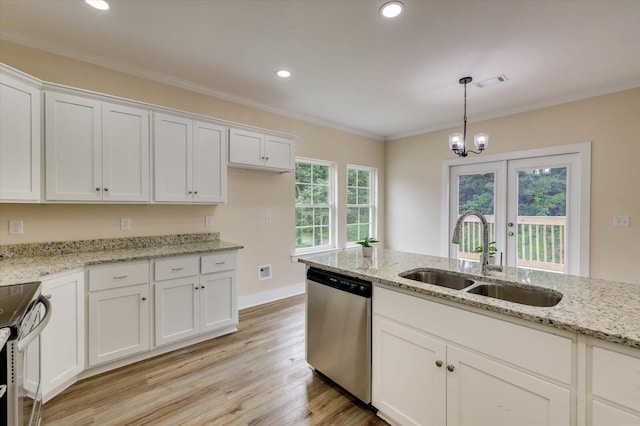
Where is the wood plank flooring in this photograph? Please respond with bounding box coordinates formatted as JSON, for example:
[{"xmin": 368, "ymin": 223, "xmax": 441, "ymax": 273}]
[{"xmin": 43, "ymin": 295, "xmax": 386, "ymax": 425}]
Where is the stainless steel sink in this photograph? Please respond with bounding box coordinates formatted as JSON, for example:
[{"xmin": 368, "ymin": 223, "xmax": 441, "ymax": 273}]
[
  {"xmin": 466, "ymin": 283, "xmax": 562, "ymax": 307},
  {"xmin": 400, "ymin": 270, "xmax": 475, "ymax": 290}
]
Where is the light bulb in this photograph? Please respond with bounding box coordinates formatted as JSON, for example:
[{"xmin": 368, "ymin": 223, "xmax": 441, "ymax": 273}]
[{"xmin": 380, "ymin": 1, "xmax": 404, "ymax": 18}]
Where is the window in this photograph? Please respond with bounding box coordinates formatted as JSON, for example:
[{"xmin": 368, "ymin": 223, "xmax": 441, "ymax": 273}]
[
  {"xmin": 295, "ymin": 159, "xmax": 335, "ymax": 252},
  {"xmin": 347, "ymin": 165, "xmax": 377, "ymax": 245}
]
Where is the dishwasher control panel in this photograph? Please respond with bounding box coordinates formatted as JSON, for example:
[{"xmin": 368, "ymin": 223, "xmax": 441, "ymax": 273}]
[{"xmin": 307, "ymin": 267, "xmax": 372, "ymax": 298}]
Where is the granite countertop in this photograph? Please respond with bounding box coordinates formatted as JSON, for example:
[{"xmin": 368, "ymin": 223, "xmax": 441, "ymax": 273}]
[
  {"xmin": 0, "ymin": 234, "xmax": 243, "ymax": 287},
  {"xmin": 298, "ymin": 249, "xmax": 640, "ymax": 349}
]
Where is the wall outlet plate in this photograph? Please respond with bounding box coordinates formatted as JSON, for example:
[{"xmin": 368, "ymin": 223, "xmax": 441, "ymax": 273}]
[
  {"xmin": 205, "ymin": 215, "xmax": 213, "ymax": 226},
  {"xmin": 9, "ymin": 220, "xmax": 23, "ymax": 235},
  {"xmin": 120, "ymin": 218, "xmax": 131, "ymax": 231},
  {"xmin": 258, "ymin": 264, "xmax": 272, "ymax": 281},
  {"xmin": 613, "ymin": 216, "xmax": 630, "ymax": 227}
]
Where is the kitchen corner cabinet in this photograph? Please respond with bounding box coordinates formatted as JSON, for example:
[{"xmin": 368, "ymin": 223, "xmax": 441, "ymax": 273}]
[
  {"xmin": 45, "ymin": 92, "xmax": 149, "ymax": 202},
  {"xmin": 0, "ymin": 69, "xmax": 41, "ymax": 202},
  {"xmin": 153, "ymin": 112, "xmax": 227, "ymax": 204},
  {"xmin": 373, "ymin": 285, "xmax": 572, "ymax": 426},
  {"xmin": 587, "ymin": 339, "xmax": 640, "ymax": 425},
  {"xmin": 228, "ymin": 127, "xmax": 295, "ymax": 172},
  {"xmin": 27, "ymin": 271, "xmax": 85, "ymax": 402},
  {"xmin": 154, "ymin": 253, "xmax": 237, "ymax": 346},
  {"xmin": 87, "ymin": 261, "xmax": 150, "ymax": 366}
]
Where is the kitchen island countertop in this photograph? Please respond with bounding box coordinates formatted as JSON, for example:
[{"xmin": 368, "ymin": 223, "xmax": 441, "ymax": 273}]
[{"xmin": 298, "ymin": 248, "xmax": 640, "ymax": 349}]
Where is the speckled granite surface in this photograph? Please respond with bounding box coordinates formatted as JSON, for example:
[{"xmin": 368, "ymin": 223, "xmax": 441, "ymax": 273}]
[
  {"xmin": 0, "ymin": 234, "xmax": 243, "ymax": 287},
  {"xmin": 298, "ymin": 249, "xmax": 640, "ymax": 349}
]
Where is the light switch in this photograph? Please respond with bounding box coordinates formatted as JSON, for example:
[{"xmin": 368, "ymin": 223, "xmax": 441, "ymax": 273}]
[
  {"xmin": 9, "ymin": 220, "xmax": 23, "ymax": 235},
  {"xmin": 265, "ymin": 213, "xmax": 272, "ymax": 224},
  {"xmin": 613, "ymin": 216, "xmax": 630, "ymax": 227},
  {"xmin": 120, "ymin": 218, "xmax": 131, "ymax": 231},
  {"xmin": 205, "ymin": 216, "xmax": 213, "ymax": 226}
]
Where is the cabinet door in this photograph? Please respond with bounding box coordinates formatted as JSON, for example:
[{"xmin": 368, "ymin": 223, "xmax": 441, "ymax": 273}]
[
  {"xmin": 192, "ymin": 121, "xmax": 226, "ymax": 203},
  {"xmin": 102, "ymin": 103, "xmax": 149, "ymax": 202},
  {"xmin": 155, "ymin": 276, "xmax": 199, "ymax": 346},
  {"xmin": 199, "ymin": 271, "xmax": 236, "ymax": 333},
  {"xmin": 592, "ymin": 401, "xmax": 640, "ymax": 426},
  {"xmin": 0, "ymin": 73, "xmax": 41, "ymax": 201},
  {"xmin": 40, "ymin": 272, "xmax": 85, "ymax": 401},
  {"xmin": 264, "ymin": 134, "xmax": 294, "ymax": 171},
  {"xmin": 45, "ymin": 92, "xmax": 102, "ymax": 201},
  {"xmin": 153, "ymin": 112, "xmax": 192, "ymax": 202},
  {"xmin": 372, "ymin": 316, "xmax": 446, "ymax": 426},
  {"xmin": 228, "ymin": 127, "xmax": 264, "ymax": 167},
  {"xmin": 446, "ymin": 346, "xmax": 570, "ymax": 426},
  {"xmin": 88, "ymin": 283, "xmax": 150, "ymax": 366}
]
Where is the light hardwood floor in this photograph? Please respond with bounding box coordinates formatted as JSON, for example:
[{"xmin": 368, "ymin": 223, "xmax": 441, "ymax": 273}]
[{"xmin": 43, "ymin": 295, "xmax": 386, "ymax": 425}]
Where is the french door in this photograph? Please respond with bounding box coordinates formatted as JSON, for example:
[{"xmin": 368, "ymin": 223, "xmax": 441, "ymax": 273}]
[{"xmin": 449, "ymin": 153, "xmax": 583, "ymax": 275}]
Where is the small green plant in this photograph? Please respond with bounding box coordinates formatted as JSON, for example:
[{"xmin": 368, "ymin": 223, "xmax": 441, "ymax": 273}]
[
  {"xmin": 356, "ymin": 237, "xmax": 380, "ymax": 247},
  {"xmin": 473, "ymin": 241, "xmax": 498, "ymax": 256}
]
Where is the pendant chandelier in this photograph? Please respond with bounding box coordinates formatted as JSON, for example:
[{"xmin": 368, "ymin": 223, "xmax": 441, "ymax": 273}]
[{"xmin": 449, "ymin": 76, "xmax": 488, "ymax": 158}]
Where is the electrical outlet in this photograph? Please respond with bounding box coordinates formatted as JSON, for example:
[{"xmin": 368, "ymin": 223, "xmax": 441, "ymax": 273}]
[
  {"xmin": 265, "ymin": 213, "xmax": 272, "ymax": 224},
  {"xmin": 120, "ymin": 218, "xmax": 131, "ymax": 231},
  {"xmin": 205, "ymin": 215, "xmax": 213, "ymax": 226},
  {"xmin": 613, "ymin": 216, "xmax": 630, "ymax": 227},
  {"xmin": 9, "ymin": 220, "xmax": 23, "ymax": 235}
]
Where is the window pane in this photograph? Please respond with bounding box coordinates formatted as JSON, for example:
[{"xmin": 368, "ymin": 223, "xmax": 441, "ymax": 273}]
[
  {"xmin": 296, "ymin": 162, "xmax": 312, "ymax": 183},
  {"xmin": 298, "ymin": 227, "xmax": 313, "ymax": 248},
  {"xmin": 299, "ymin": 207, "xmax": 313, "ymax": 226},
  {"xmin": 313, "ymin": 185, "xmax": 329, "ymax": 204},
  {"xmin": 320, "ymin": 226, "xmax": 330, "ymax": 245},
  {"xmin": 295, "ymin": 184, "xmax": 311, "ymax": 204},
  {"xmin": 347, "ymin": 207, "xmax": 358, "ymax": 224},
  {"xmin": 458, "ymin": 173, "xmax": 494, "ymax": 216},
  {"xmin": 357, "ymin": 188, "xmax": 369, "ymax": 204},
  {"xmin": 313, "ymin": 228, "xmax": 322, "ymax": 246},
  {"xmin": 347, "ymin": 187, "xmax": 357, "ymax": 204},
  {"xmin": 347, "ymin": 224, "xmax": 359, "ymax": 242},
  {"xmin": 348, "ymin": 168, "xmax": 357, "ymax": 186},
  {"xmin": 358, "ymin": 170, "xmax": 370, "ymax": 187},
  {"xmin": 359, "ymin": 224, "xmax": 370, "ymax": 239},
  {"xmin": 313, "ymin": 164, "xmax": 329, "ymax": 184},
  {"xmin": 359, "ymin": 207, "xmax": 370, "ymax": 224},
  {"xmin": 319, "ymin": 207, "xmax": 330, "ymax": 226}
]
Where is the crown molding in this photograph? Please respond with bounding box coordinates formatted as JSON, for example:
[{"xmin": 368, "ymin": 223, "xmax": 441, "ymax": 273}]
[{"xmin": 0, "ymin": 29, "xmax": 385, "ymax": 141}]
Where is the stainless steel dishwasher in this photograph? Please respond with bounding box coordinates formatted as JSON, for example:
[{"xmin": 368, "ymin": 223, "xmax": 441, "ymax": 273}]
[{"xmin": 306, "ymin": 267, "xmax": 372, "ymax": 404}]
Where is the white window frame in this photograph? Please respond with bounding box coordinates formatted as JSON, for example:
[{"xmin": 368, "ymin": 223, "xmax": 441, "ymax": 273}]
[
  {"xmin": 294, "ymin": 157, "xmax": 337, "ymax": 255},
  {"xmin": 346, "ymin": 164, "xmax": 378, "ymax": 247},
  {"xmin": 441, "ymin": 142, "xmax": 591, "ymax": 277}
]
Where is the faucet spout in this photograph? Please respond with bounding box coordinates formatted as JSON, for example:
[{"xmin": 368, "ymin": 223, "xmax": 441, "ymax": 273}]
[{"xmin": 451, "ymin": 210, "xmax": 501, "ymax": 275}]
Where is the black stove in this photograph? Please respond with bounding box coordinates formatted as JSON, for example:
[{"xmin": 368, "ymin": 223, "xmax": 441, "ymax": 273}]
[{"xmin": 0, "ymin": 282, "xmax": 41, "ymax": 339}]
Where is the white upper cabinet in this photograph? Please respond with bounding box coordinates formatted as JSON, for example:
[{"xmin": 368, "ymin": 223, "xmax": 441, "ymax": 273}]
[
  {"xmin": 45, "ymin": 92, "xmax": 149, "ymax": 202},
  {"xmin": 153, "ymin": 112, "xmax": 226, "ymax": 203},
  {"xmin": 0, "ymin": 69, "xmax": 41, "ymax": 202},
  {"xmin": 228, "ymin": 127, "xmax": 295, "ymax": 172}
]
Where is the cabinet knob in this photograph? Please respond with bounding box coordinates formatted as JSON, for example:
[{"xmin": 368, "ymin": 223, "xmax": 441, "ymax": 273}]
[
  {"xmin": 188, "ymin": 191, "xmax": 193, "ymax": 194},
  {"xmin": 435, "ymin": 360, "xmax": 443, "ymax": 368},
  {"xmin": 195, "ymin": 286, "xmax": 199, "ymax": 290},
  {"xmin": 104, "ymin": 187, "xmax": 109, "ymax": 192},
  {"xmin": 141, "ymin": 297, "xmax": 147, "ymax": 301},
  {"xmin": 265, "ymin": 157, "xmax": 269, "ymax": 161},
  {"xmin": 194, "ymin": 191, "xmax": 198, "ymax": 194},
  {"xmin": 96, "ymin": 187, "xmax": 101, "ymax": 191},
  {"xmin": 447, "ymin": 364, "xmax": 455, "ymax": 372}
]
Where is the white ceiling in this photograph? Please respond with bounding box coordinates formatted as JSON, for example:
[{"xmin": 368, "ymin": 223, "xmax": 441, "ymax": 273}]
[{"xmin": 1, "ymin": 0, "xmax": 639, "ymax": 140}]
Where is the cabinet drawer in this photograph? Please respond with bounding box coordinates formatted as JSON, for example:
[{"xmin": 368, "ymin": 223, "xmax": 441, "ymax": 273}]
[
  {"xmin": 374, "ymin": 285, "xmax": 573, "ymax": 384},
  {"xmin": 591, "ymin": 345, "xmax": 640, "ymax": 412},
  {"xmin": 89, "ymin": 261, "xmax": 149, "ymax": 292},
  {"xmin": 201, "ymin": 252, "xmax": 236, "ymax": 274},
  {"xmin": 154, "ymin": 256, "xmax": 199, "ymax": 281}
]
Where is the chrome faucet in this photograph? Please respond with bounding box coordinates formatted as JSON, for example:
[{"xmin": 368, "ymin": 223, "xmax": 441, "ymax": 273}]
[{"xmin": 452, "ymin": 210, "xmax": 503, "ymax": 275}]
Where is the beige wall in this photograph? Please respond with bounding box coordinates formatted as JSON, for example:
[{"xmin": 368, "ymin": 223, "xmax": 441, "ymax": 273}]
[
  {"xmin": 386, "ymin": 88, "xmax": 640, "ymax": 283},
  {"xmin": 0, "ymin": 40, "xmax": 386, "ymax": 299}
]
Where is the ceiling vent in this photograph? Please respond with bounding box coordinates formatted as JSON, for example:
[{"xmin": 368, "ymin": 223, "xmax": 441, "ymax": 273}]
[{"xmin": 476, "ymin": 74, "xmax": 509, "ymax": 88}]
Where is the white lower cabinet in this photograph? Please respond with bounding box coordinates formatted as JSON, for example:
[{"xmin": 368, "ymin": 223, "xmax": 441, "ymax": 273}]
[
  {"xmin": 373, "ymin": 285, "xmax": 573, "ymax": 426},
  {"xmin": 27, "ymin": 271, "xmax": 85, "ymax": 402},
  {"xmin": 587, "ymin": 340, "xmax": 640, "ymax": 426},
  {"xmin": 154, "ymin": 253, "xmax": 237, "ymax": 347},
  {"xmin": 87, "ymin": 261, "xmax": 150, "ymax": 366}
]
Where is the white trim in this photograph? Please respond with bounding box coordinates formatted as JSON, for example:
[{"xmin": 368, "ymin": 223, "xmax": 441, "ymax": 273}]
[
  {"xmin": 441, "ymin": 142, "xmax": 591, "ymax": 277},
  {"xmin": 0, "ymin": 29, "xmax": 384, "ymax": 141},
  {"xmin": 238, "ymin": 282, "xmax": 305, "ymax": 310}
]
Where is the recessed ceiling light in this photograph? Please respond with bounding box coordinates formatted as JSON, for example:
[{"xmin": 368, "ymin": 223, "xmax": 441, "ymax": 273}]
[
  {"xmin": 380, "ymin": 1, "xmax": 404, "ymax": 18},
  {"xmin": 85, "ymin": 0, "xmax": 109, "ymax": 11},
  {"xmin": 276, "ymin": 70, "xmax": 291, "ymax": 78}
]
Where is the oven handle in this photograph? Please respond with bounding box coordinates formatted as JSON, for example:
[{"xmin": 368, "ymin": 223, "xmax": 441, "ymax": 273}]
[{"xmin": 17, "ymin": 295, "xmax": 52, "ymax": 352}]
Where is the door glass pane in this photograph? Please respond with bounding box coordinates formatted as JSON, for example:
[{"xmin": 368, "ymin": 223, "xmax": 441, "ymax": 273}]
[
  {"xmin": 516, "ymin": 167, "xmax": 567, "ymax": 272},
  {"xmin": 457, "ymin": 173, "xmax": 496, "ymax": 261}
]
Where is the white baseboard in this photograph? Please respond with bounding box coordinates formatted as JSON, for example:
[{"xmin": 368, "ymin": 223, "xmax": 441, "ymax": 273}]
[{"xmin": 239, "ymin": 282, "xmax": 306, "ymax": 309}]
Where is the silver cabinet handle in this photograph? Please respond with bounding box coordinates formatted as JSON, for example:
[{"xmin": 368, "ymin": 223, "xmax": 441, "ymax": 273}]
[
  {"xmin": 215, "ymin": 262, "xmax": 225, "ymax": 265},
  {"xmin": 113, "ymin": 275, "xmax": 128, "ymax": 279},
  {"xmin": 171, "ymin": 267, "xmax": 184, "ymax": 271},
  {"xmin": 435, "ymin": 360, "xmax": 443, "ymax": 367},
  {"xmin": 447, "ymin": 364, "xmax": 455, "ymax": 372}
]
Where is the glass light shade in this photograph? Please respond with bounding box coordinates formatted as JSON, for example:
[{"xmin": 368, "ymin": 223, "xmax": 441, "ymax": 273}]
[
  {"xmin": 85, "ymin": 0, "xmax": 109, "ymax": 10},
  {"xmin": 449, "ymin": 133, "xmax": 463, "ymax": 151},
  {"xmin": 380, "ymin": 1, "xmax": 404, "ymax": 18},
  {"xmin": 474, "ymin": 133, "xmax": 489, "ymax": 151}
]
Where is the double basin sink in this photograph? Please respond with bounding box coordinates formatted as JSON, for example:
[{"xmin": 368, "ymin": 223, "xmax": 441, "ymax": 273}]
[{"xmin": 399, "ymin": 269, "xmax": 562, "ymax": 307}]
